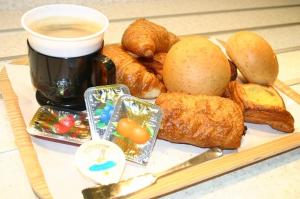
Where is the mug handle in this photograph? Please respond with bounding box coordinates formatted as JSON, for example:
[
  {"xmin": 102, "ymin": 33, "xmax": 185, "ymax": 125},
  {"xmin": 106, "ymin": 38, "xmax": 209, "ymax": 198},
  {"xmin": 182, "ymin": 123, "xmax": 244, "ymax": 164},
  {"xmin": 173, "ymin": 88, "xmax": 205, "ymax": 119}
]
[{"xmin": 93, "ymin": 54, "xmax": 116, "ymax": 86}]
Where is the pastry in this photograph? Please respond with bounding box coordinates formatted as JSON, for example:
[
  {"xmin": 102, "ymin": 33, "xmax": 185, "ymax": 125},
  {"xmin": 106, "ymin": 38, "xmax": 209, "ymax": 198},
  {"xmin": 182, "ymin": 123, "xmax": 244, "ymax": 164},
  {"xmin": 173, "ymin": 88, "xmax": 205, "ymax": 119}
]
[
  {"xmin": 138, "ymin": 52, "xmax": 166, "ymax": 81},
  {"xmin": 102, "ymin": 45, "xmax": 166, "ymax": 98},
  {"xmin": 155, "ymin": 92, "xmax": 245, "ymax": 149},
  {"xmin": 122, "ymin": 18, "xmax": 179, "ymax": 58},
  {"xmin": 225, "ymin": 81, "xmax": 294, "ymax": 133}
]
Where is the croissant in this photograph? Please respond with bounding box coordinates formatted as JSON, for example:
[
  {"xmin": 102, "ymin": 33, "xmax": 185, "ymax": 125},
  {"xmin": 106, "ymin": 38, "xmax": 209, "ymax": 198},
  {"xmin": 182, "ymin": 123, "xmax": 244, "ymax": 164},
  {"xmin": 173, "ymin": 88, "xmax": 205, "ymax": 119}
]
[
  {"xmin": 138, "ymin": 53, "xmax": 166, "ymax": 81},
  {"xmin": 225, "ymin": 81, "xmax": 294, "ymax": 133},
  {"xmin": 102, "ymin": 45, "xmax": 166, "ymax": 98},
  {"xmin": 122, "ymin": 18, "xmax": 179, "ymax": 58},
  {"xmin": 155, "ymin": 92, "xmax": 245, "ymax": 149}
]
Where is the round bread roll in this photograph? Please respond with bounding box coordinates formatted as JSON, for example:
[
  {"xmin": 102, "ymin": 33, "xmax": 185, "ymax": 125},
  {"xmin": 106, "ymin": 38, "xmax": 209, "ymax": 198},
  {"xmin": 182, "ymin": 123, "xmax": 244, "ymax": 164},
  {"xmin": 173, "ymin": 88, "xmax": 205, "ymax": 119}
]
[
  {"xmin": 163, "ymin": 36, "xmax": 231, "ymax": 96},
  {"xmin": 226, "ymin": 31, "xmax": 278, "ymax": 85}
]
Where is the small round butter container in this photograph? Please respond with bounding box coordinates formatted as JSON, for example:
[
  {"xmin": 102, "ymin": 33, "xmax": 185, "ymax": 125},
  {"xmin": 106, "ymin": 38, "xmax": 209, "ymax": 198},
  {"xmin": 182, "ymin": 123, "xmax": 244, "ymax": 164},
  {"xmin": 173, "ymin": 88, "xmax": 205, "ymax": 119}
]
[{"xmin": 75, "ymin": 139, "xmax": 125, "ymax": 185}]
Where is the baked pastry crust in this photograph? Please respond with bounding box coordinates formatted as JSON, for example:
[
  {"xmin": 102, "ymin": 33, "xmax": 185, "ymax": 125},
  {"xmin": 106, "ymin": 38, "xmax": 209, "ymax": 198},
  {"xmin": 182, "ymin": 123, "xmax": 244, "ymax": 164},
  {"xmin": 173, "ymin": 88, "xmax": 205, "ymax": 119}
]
[
  {"xmin": 122, "ymin": 18, "xmax": 179, "ymax": 58},
  {"xmin": 102, "ymin": 45, "xmax": 166, "ymax": 98},
  {"xmin": 155, "ymin": 92, "xmax": 245, "ymax": 149},
  {"xmin": 138, "ymin": 52, "xmax": 166, "ymax": 81},
  {"xmin": 225, "ymin": 81, "xmax": 294, "ymax": 133}
]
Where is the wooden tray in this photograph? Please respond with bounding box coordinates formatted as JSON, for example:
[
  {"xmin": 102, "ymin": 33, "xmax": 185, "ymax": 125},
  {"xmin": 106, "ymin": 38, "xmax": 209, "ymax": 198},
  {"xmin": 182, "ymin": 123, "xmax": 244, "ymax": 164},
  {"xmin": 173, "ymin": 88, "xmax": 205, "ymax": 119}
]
[
  {"xmin": 0, "ymin": 67, "xmax": 52, "ymax": 199},
  {"xmin": 1, "ymin": 57, "xmax": 300, "ymax": 199}
]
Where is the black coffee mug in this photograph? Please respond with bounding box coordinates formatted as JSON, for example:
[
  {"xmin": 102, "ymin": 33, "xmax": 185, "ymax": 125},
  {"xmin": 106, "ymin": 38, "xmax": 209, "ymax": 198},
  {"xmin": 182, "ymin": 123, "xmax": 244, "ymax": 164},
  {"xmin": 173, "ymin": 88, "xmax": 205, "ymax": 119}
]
[
  {"xmin": 22, "ymin": 4, "xmax": 114, "ymax": 110},
  {"xmin": 28, "ymin": 41, "xmax": 115, "ymax": 110}
]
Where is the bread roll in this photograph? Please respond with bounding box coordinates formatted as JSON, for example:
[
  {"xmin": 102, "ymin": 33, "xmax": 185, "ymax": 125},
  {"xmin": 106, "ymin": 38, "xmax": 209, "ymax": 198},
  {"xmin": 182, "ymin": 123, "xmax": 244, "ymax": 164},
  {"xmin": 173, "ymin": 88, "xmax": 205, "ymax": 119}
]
[
  {"xmin": 163, "ymin": 36, "xmax": 231, "ymax": 96},
  {"xmin": 226, "ymin": 31, "xmax": 278, "ymax": 85}
]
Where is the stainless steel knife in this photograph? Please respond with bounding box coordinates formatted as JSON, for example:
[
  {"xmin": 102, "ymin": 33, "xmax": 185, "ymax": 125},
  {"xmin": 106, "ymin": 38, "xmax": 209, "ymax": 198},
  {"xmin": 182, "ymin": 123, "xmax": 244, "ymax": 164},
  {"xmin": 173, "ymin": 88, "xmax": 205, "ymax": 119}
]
[{"xmin": 82, "ymin": 147, "xmax": 223, "ymax": 199}]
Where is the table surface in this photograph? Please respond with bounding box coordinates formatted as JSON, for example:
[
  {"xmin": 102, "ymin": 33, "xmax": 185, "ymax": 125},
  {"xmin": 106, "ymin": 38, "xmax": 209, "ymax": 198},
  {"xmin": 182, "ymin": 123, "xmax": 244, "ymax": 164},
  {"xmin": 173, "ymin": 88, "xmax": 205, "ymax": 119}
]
[{"xmin": 1, "ymin": 1, "xmax": 300, "ymax": 199}]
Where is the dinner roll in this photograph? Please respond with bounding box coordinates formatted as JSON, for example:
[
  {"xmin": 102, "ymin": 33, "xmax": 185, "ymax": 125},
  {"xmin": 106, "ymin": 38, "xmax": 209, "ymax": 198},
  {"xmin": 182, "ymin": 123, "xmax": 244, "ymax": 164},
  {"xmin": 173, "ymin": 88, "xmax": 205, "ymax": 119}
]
[
  {"xmin": 226, "ymin": 31, "xmax": 278, "ymax": 85},
  {"xmin": 163, "ymin": 36, "xmax": 231, "ymax": 96}
]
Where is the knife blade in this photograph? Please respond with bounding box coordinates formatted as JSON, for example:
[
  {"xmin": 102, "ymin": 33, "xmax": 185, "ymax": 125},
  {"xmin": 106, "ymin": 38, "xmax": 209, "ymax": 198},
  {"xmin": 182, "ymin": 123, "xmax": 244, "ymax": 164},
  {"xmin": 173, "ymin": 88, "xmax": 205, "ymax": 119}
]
[{"xmin": 82, "ymin": 147, "xmax": 223, "ymax": 199}]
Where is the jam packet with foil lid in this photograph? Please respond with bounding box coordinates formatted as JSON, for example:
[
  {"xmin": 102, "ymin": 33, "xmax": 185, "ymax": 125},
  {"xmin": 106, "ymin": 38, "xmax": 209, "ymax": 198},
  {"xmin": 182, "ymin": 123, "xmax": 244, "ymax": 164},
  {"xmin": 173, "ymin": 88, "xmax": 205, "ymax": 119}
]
[
  {"xmin": 105, "ymin": 94, "xmax": 162, "ymax": 165},
  {"xmin": 84, "ymin": 84, "xmax": 130, "ymax": 140},
  {"xmin": 28, "ymin": 106, "xmax": 91, "ymax": 145}
]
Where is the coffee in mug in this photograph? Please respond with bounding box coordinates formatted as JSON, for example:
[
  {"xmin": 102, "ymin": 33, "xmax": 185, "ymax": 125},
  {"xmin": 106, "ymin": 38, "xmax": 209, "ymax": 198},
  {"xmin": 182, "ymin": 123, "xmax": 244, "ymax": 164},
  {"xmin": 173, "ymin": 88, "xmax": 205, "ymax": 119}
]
[
  {"xmin": 21, "ymin": 4, "xmax": 115, "ymax": 110},
  {"xmin": 28, "ymin": 16, "xmax": 103, "ymax": 38}
]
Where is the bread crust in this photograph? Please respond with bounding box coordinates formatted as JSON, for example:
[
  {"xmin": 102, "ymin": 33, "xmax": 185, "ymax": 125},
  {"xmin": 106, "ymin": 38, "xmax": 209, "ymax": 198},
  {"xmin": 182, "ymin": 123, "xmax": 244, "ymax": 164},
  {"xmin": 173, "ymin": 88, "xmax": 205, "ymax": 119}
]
[
  {"xmin": 226, "ymin": 31, "xmax": 278, "ymax": 85},
  {"xmin": 163, "ymin": 36, "xmax": 231, "ymax": 96}
]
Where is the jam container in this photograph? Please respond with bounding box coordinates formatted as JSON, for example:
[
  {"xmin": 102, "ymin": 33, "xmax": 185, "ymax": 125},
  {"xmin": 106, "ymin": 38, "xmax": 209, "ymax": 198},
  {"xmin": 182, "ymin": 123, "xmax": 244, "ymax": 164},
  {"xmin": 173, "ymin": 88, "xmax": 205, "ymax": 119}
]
[
  {"xmin": 27, "ymin": 106, "xmax": 90, "ymax": 145},
  {"xmin": 84, "ymin": 84, "xmax": 130, "ymax": 140},
  {"xmin": 105, "ymin": 94, "xmax": 162, "ymax": 165},
  {"xmin": 75, "ymin": 139, "xmax": 125, "ymax": 185}
]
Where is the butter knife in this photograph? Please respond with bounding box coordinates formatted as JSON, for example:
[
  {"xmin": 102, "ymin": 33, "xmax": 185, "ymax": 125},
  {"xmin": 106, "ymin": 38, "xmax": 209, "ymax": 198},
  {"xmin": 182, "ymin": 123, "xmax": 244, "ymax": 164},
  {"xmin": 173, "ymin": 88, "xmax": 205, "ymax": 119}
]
[{"xmin": 82, "ymin": 147, "xmax": 223, "ymax": 199}]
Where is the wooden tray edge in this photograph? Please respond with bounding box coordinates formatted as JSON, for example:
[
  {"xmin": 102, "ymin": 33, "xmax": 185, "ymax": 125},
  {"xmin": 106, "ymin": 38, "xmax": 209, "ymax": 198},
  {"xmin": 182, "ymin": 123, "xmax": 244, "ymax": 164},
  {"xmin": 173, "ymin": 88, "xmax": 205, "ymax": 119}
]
[
  {"xmin": 0, "ymin": 67, "xmax": 52, "ymax": 199},
  {"xmin": 129, "ymin": 132, "xmax": 300, "ymax": 198}
]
